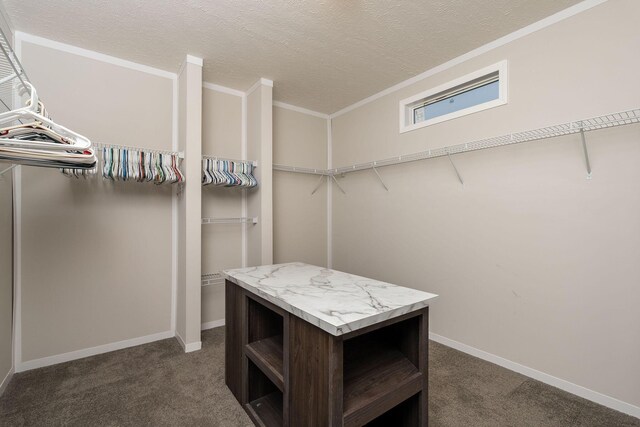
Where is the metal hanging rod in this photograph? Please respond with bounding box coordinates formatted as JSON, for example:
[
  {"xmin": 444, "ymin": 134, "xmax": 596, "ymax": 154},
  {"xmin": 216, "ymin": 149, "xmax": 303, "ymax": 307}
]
[
  {"xmin": 94, "ymin": 142, "xmax": 184, "ymax": 159},
  {"xmin": 273, "ymin": 108, "xmax": 640, "ymax": 178},
  {"xmin": 203, "ymin": 154, "xmax": 257, "ymax": 167},
  {"xmin": 202, "ymin": 272, "xmax": 224, "ymax": 287},
  {"xmin": 201, "ymin": 217, "xmax": 258, "ymax": 225},
  {"xmin": 273, "ymin": 164, "xmax": 331, "ymax": 176}
]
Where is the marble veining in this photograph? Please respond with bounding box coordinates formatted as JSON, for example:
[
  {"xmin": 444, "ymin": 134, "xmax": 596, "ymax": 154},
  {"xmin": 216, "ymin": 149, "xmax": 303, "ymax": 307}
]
[{"xmin": 222, "ymin": 262, "xmax": 438, "ymax": 336}]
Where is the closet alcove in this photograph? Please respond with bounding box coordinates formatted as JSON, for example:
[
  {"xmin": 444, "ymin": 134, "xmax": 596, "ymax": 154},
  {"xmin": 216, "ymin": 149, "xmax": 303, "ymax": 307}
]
[{"xmin": 200, "ymin": 80, "xmax": 273, "ymax": 333}]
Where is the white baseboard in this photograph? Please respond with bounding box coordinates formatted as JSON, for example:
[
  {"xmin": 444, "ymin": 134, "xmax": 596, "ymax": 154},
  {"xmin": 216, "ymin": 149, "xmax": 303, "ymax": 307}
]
[
  {"xmin": 175, "ymin": 331, "xmax": 186, "ymax": 350},
  {"xmin": 201, "ymin": 319, "xmax": 225, "ymax": 331},
  {"xmin": 174, "ymin": 331, "xmax": 202, "ymax": 353},
  {"xmin": 16, "ymin": 330, "xmax": 174, "ymax": 373},
  {"xmin": 185, "ymin": 341, "xmax": 202, "ymax": 352},
  {"xmin": 429, "ymin": 333, "xmax": 640, "ymax": 419},
  {"xmin": 0, "ymin": 367, "xmax": 14, "ymax": 396}
]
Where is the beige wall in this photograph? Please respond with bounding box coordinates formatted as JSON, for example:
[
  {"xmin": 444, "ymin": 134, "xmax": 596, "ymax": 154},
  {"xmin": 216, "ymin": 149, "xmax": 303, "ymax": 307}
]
[
  {"xmin": 273, "ymin": 106, "xmax": 327, "ymax": 266},
  {"xmin": 331, "ymin": 1, "xmax": 640, "ymax": 408},
  {"xmin": 19, "ymin": 42, "xmax": 174, "ymax": 362},
  {"xmin": 201, "ymin": 87, "xmax": 243, "ymax": 323},
  {"xmin": 0, "ymin": 171, "xmax": 12, "ymax": 389}
]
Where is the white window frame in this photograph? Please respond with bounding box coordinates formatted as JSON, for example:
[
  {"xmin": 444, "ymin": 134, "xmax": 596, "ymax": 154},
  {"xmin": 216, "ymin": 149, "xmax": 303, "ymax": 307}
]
[{"xmin": 399, "ymin": 60, "xmax": 508, "ymax": 134}]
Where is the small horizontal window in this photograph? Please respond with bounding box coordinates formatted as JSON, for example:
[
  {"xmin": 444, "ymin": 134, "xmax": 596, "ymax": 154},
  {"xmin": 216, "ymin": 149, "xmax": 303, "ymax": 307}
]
[{"xmin": 399, "ymin": 61, "xmax": 507, "ymax": 133}]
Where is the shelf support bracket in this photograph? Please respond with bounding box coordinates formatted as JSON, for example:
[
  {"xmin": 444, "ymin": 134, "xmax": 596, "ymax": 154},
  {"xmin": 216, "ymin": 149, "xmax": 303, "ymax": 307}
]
[
  {"xmin": 371, "ymin": 167, "xmax": 389, "ymax": 191},
  {"xmin": 0, "ymin": 164, "xmax": 16, "ymax": 178},
  {"xmin": 579, "ymin": 128, "xmax": 592, "ymax": 179},
  {"xmin": 310, "ymin": 174, "xmax": 326, "ymax": 195},
  {"xmin": 447, "ymin": 153, "xmax": 464, "ymax": 185},
  {"xmin": 331, "ymin": 174, "xmax": 346, "ymax": 194}
]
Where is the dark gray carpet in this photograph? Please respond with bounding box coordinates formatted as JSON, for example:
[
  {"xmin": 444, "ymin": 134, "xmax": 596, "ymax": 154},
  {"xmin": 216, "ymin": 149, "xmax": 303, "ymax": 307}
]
[{"xmin": 0, "ymin": 328, "xmax": 637, "ymax": 426}]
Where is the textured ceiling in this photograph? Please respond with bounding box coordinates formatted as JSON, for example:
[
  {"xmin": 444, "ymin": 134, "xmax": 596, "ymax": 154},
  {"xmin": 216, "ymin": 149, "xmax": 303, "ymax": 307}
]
[{"xmin": 3, "ymin": 0, "xmax": 582, "ymax": 113}]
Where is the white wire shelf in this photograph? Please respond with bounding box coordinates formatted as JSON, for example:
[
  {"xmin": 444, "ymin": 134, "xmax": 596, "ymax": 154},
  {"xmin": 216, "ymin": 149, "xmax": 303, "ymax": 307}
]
[
  {"xmin": 273, "ymin": 164, "xmax": 331, "ymax": 175},
  {"xmin": 0, "ymin": 27, "xmax": 29, "ymax": 116},
  {"xmin": 331, "ymin": 108, "xmax": 640, "ymax": 175},
  {"xmin": 94, "ymin": 142, "xmax": 184, "ymax": 158},
  {"xmin": 273, "ymin": 108, "xmax": 640, "ymax": 177},
  {"xmin": 203, "ymin": 154, "xmax": 257, "ymax": 167},
  {"xmin": 201, "ymin": 217, "xmax": 258, "ymax": 225},
  {"xmin": 202, "ymin": 272, "xmax": 224, "ymax": 287}
]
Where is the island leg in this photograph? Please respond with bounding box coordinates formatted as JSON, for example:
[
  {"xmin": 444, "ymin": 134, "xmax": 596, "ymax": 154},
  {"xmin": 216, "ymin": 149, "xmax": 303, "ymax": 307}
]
[
  {"xmin": 225, "ymin": 280, "xmax": 246, "ymax": 403},
  {"xmin": 288, "ymin": 315, "xmax": 343, "ymax": 426}
]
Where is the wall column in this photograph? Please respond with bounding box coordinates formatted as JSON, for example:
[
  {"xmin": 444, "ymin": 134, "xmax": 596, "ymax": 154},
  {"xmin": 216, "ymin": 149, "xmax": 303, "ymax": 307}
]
[
  {"xmin": 177, "ymin": 55, "xmax": 203, "ymax": 352},
  {"xmin": 246, "ymin": 78, "xmax": 274, "ymax": 266}
]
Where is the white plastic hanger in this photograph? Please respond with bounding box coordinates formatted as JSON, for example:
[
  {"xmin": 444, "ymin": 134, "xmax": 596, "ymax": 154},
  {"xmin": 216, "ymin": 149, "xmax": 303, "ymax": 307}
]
[{"xmin": 0, "ymin": 82, "xmax": 92, "ymax": 152}]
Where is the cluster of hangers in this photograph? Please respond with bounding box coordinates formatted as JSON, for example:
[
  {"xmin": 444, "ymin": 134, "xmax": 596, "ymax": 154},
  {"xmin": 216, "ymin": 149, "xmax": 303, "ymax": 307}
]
[
  {"xmin": 202, "ymin": 157, "xmax": 257, "ymax": 188},
  {"xmin": 60, "ymin": 165, "xmax": 96, "ymax": 179},
  {"xmin": 100, "ymin": 146, "xmax": 184, "ymax": 184},
  {"xmin": 61, "ymin": 144, "xmax": 185, "ymax": 184},
  {"xmin": 0, "ymin": 82, "xmax": 96, "ymax": 169}
]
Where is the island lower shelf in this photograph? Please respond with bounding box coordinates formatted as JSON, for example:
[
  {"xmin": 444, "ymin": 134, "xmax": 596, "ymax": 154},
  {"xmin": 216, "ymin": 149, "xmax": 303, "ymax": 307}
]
[
  {"xmin": 225, "ymin": 279, "xmax": 430, "ymax": 426},
  {"xmin": 245, "ymin": 335, "xmax": 284, "ymax": 391},
  {"xmin": 246, "ymin": 391, "xmax": 283, "ymax": 427}
]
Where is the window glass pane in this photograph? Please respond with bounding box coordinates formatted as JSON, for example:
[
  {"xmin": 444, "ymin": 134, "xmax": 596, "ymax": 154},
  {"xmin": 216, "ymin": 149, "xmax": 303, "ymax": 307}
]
[{"xmin": 414, "ymin": 80, "xmax": 499, "ymax": 124}]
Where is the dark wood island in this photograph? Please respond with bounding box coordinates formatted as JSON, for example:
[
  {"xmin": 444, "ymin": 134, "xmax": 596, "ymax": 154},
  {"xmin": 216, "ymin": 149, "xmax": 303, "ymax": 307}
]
[{"xmin": 223, "ymin": 262, "xmax": 438, "ymax": 427}]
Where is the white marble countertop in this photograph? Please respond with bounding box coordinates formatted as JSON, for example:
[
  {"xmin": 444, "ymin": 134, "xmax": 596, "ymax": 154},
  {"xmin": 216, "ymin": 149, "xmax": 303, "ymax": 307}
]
[{"xmin": 222, "ymin": 262, "xmax": 438, "ymax": 336}]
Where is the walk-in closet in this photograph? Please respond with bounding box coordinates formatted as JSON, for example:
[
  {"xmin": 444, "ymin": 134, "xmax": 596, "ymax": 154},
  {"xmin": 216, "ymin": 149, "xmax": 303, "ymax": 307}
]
[{"xmin": 0, "ymin": 1, "xmax": 639, "ymax": 426}]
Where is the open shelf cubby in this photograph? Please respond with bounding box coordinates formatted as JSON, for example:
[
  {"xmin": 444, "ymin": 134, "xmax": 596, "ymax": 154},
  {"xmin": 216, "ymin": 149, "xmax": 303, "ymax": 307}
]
[
  {"xmin": 343, "ymin": 315, "xmax": 423, "ymax": 426},
  {"xmin": 246, "ymin": 335, "xmax": 284, "ymax": 390},
  {"xmin": 245, "ymin": 296, "xmax": 285, "ymax": 391},
  {"xmin": 364, "ymin": 393, "xmax": 422, "ymax": 426},
  {"xmin": 246, "ymin": 359, "xmax": 284, "ymax": 427},
  {"xmin": 243, "ymin": 296, "xmax": 286, "ymax": 426}
]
